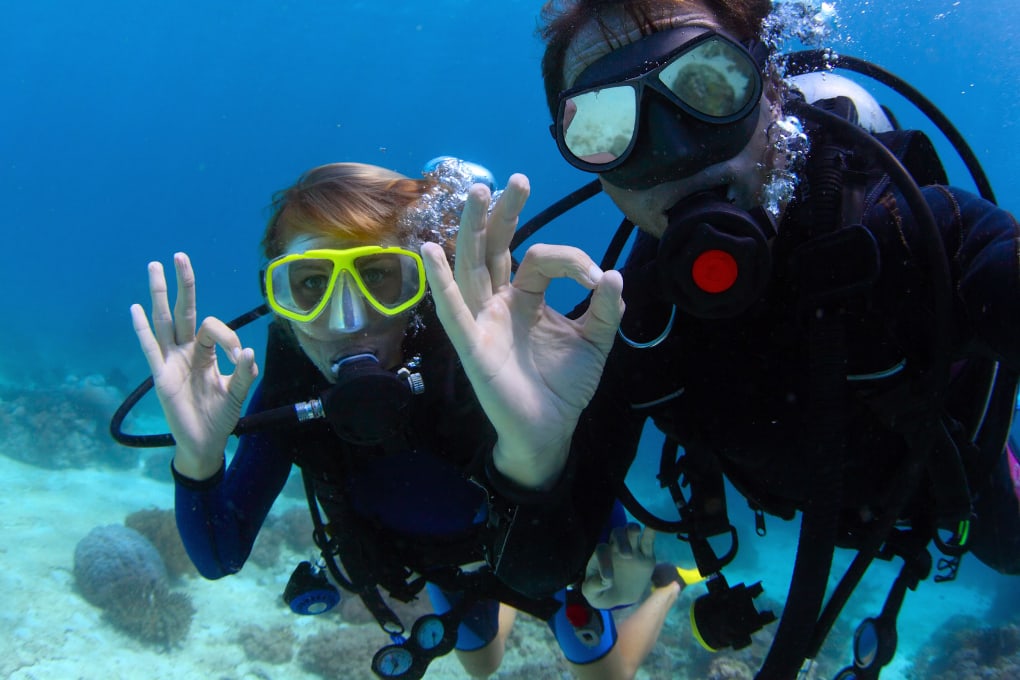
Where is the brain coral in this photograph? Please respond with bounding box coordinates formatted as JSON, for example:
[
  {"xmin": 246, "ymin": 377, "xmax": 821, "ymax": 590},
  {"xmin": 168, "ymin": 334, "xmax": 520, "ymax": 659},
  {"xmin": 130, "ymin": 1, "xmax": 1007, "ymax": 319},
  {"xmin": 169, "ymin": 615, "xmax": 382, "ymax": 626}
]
[
  {"xmin": 73, "ymin": 524, "xmax": 194, "ymax": 648},
  {"xmin": 74, "ymin": 524, "xmax": 168, "ymax": 608}
]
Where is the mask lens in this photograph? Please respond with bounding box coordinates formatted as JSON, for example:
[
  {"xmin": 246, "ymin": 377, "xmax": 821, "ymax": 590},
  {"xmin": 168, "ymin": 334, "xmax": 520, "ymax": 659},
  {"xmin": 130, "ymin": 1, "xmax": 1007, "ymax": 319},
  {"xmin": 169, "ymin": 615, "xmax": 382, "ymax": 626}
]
[
  {"xmin": 271, "ymin": 257, "xmax": 336, "ymax": 316},
  {"xmin": 353, "ymin": 251, "xmax": 424, "ymax": 311},
  {"xmin": 560, "ymin": 84, "xmax": 637, "ymax": 166},
  {"xmin": 658, "ymin": 37, "xmax": 758, "ymax": 119}
]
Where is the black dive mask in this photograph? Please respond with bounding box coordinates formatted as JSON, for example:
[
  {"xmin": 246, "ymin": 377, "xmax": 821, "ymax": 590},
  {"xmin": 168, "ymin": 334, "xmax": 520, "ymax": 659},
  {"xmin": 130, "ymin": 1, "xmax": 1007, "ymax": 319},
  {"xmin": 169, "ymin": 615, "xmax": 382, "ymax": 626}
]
[
  {"xmin": 554, "ymin": 26, "xmax": 766, "ymax": 190},
  {"xmin": 657, "ymin": 192, "xmax": 775, "ymax": 319},
  {"xmin": 322, "ymin": 353, "xmax": 424, "ymax": 446}
]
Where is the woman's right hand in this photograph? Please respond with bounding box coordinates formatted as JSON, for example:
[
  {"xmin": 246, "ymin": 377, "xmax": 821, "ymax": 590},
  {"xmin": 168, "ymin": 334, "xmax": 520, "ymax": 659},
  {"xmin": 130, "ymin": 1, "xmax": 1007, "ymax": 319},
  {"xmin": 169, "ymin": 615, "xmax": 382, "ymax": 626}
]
[{"xmin": 130, "ymin": 252, "xmax": 259, "ymax": 480}]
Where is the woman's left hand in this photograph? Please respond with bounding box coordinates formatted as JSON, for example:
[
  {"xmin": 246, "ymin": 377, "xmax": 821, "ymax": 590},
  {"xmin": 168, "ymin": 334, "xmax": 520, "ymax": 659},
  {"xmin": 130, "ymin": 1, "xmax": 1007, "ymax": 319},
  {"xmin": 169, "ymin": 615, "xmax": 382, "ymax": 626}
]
[{"xmin": 421, "ymin": 174, "xmax": 624, "ymax": 490}]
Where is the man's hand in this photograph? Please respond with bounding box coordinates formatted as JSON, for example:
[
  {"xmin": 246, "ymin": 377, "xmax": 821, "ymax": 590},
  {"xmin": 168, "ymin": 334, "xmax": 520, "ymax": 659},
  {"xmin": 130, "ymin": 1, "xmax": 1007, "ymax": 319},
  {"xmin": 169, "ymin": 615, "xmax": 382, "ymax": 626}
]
[{"xmin": 421, "ymin": 174, "xmax": 624, "ymax": 489}]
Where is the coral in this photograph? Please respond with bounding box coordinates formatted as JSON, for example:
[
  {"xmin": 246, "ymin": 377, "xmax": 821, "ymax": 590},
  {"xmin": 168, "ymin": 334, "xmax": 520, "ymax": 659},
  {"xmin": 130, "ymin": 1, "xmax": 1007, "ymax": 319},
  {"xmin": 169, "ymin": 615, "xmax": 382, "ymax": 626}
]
[
  {"xmin": 125, "ymin": 507, "xmax": 196, "ymax": 579},
  {"xmin": 639, "ymin": 593, "xmax": 847, "ymax": 680},
  {"xmin": 299, "ymin": 626, "xmax": 386, "ymax": 680},
  {"xmin": 238, "ymin": 624, "xmax": 297, "ymax": 664},
  {"xmin": 503, "ymin": 615, "xmax": 571, "ymax": 678},
  {"xmin": 909, "ymin": 616, "xmax": 1020, "ymax": 680},
  {"xmin": 103, "ymin": 580, "xmax": 195, "ymax": 648},
  {"xmin": 73, "ymin": 524, "xmax": 194, "ymax": 648},
  {"xmin": 707, "ymin": 656, "xmax": 754, "ymax": 680},
  {"xmin": 0, "ymin": 374, "xmax": 138, "ymax": 469},
  {"xmin": 74, "ymin": 524, "xmax": 167, "ymax": 608},
  {"xmin": 249, "ymin": 523, "xmax": 284, "ymax": 568},
  {"xmin": 276, "ymin": 506, "xmax": 317, "ymax": 553}
]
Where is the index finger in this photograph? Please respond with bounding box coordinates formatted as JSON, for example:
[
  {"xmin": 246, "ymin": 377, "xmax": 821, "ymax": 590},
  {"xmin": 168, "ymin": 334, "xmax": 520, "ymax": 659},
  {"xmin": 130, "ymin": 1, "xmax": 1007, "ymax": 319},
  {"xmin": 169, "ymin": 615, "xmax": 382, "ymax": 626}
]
[
  {"xmin": 421, "ymin": 242, "xmax": 479, "ymax": 356},
  {"xmin": 130, "ymin": 302, "xmax": 165, "ymax": 377},
  {"xmin": 512, "ymin": 243, "xmax": 604, "ymax": 295}
]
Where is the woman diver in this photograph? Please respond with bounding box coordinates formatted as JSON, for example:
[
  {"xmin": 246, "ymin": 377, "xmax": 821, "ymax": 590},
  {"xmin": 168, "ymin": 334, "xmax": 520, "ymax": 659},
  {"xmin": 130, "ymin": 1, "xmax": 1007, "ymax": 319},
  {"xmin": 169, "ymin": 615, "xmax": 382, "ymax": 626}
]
[{"xmin": 129, "ymin": 160, "xmax": 681, "ymax": 680}]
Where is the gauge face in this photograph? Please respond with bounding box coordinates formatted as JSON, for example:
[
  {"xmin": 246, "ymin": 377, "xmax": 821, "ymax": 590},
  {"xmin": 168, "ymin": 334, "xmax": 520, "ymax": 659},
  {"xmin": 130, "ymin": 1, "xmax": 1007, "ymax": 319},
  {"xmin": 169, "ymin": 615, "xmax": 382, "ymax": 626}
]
[
  {"xmin": 414, "ymin": 616, "xmax": 446, "ymax": 650},
  {"xmin": 372, "ymin": 646, "xmax": 414, "ymax": 677},
  {"xmin": 853, "ymin": 619, "xmax": 880, "ymax": 668}
]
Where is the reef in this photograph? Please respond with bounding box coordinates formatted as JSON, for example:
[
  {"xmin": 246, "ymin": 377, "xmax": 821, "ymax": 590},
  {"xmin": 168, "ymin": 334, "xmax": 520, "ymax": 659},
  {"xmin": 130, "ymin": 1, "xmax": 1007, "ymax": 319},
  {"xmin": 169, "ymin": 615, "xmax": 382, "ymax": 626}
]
[
  {"xmin": 275, "ymin": 505, "xmax": 317, "ymax": 553},
  {"xmin": 706, "ymin": 656, "xmax": 755, "ymax": 680},
  {"xmin": 908, "ymin": 615, "xmax": 1020, "ymax": 679},
  {"xmin": 73, "ymin": 524, "xmax": 195, "ymax": 648},
  {"xmin": 238, "ymin": 624, "xmax": 297, "ymax": 664},
  {"xmin": 634, "ymin": 592, "xmax": 849, "ymax": 679},
  {"xmin": 502, "ymin": 615, "xmax": 572, "ymax": 679},
  {"xmin": 299, "ymin": 625, "xmax": 385, "ymax": 680},
  {"xmin": 338, "ymin": 590, "xmax": 432, "ymax": 626},
  {"xmin": 246, "ymin": 506, "xmax": 320, "ymax": 570},
  {"xmin": 0, "ymin": 374, "xmax": 139, "ymax": 469},
  {"xmin": 124, "ymin": 507, "xmax": 197, "ymax": 579}
]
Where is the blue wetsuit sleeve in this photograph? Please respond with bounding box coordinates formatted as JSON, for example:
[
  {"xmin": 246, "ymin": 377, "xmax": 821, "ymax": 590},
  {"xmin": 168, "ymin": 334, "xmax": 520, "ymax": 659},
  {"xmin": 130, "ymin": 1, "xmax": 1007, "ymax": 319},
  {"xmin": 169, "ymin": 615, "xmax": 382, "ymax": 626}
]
[{"xmin": 173, "ymin": 382, "xmax": 293, "ymax": 579}]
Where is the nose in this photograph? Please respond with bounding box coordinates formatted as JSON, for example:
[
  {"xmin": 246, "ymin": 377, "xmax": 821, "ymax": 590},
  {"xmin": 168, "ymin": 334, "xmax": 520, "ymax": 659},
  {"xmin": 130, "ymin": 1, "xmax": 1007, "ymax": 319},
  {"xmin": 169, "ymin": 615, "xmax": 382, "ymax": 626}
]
[{"xmin": 327, "ymin": 271, "xmax": 368, "ymax": 333}]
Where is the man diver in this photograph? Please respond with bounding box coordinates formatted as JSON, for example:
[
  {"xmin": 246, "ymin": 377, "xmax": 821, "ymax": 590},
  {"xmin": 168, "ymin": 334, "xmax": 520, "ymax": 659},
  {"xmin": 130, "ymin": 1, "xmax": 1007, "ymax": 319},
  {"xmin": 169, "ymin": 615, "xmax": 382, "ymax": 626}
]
[{"xmin": 421, "ymin": 1, "xmax": 1020, "ymax": 677}]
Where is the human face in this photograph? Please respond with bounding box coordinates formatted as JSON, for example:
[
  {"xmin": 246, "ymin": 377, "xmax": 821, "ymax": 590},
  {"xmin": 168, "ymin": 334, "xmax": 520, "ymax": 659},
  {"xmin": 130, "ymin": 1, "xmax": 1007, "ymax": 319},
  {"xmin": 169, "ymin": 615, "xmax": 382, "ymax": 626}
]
[
  {"xmin": 281, "ymin": 235, "xmax": 415, "ymax": 377},
  {"xmin": 561, "ymin": 2, "xmax": 775, "ymax": 237}
]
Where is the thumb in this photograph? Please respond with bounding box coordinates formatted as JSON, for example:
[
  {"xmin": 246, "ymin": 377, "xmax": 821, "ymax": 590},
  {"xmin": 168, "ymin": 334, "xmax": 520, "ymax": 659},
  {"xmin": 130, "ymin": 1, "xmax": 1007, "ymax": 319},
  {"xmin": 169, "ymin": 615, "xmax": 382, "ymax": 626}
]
[
  {"xmin": 580, "ymin": 269, "xmax": 624, "ymax": 352},
  {"xmin": 226, "ymin": 347, "xmax": 259, "ymax": 406}
]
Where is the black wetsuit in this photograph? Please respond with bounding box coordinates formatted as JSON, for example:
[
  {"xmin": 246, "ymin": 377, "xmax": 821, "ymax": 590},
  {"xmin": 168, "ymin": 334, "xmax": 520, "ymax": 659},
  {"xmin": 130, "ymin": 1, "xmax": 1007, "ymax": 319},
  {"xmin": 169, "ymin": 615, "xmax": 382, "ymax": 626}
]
[{"xmin": 492, "ymin": 145, "xmax": 1020, "ymax": 598}]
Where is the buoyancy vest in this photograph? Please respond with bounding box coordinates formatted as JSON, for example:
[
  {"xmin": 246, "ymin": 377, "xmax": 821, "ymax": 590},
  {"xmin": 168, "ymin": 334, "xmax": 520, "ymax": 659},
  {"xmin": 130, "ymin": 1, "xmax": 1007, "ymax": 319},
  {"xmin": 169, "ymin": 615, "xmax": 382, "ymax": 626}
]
[{"xmin": 256, "ymin": 318, "xmax": 562, "ymax": 622}]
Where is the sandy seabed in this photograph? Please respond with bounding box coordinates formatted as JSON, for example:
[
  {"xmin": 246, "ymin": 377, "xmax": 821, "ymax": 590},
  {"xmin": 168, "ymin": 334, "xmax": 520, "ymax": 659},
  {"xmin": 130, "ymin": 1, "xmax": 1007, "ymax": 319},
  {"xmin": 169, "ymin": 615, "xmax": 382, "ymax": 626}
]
[
  {"xmin": 0, "ymin": 447, "xmax": 1005, "ymax": 680},
  {"xmin": 0, "ymin": 453, "xmax": 597, "ymax": 680}
]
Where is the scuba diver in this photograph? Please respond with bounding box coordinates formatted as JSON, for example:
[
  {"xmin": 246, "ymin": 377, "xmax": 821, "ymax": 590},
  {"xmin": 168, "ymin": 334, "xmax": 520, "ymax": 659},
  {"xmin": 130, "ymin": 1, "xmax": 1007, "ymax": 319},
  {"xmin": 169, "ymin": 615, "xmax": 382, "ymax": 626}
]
[
  {"xmin": 419, "ymin": 1, "xmax": 1020, "ymax": 678},
  {"xmin": 124, "ymin": 159, "xmax": 683, "ymax": 680}
]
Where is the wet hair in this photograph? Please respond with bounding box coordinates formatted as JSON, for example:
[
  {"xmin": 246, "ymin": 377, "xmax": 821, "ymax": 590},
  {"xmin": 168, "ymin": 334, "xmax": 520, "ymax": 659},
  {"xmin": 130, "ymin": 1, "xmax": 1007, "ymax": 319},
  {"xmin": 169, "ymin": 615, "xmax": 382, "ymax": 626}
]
[
  {"xmin": 261, "ymin": 163, "xmax": 442, "ymax": 260},
  {"xmin": 539, "ymin": 0, "xmax": 772, "ymax": 117}
]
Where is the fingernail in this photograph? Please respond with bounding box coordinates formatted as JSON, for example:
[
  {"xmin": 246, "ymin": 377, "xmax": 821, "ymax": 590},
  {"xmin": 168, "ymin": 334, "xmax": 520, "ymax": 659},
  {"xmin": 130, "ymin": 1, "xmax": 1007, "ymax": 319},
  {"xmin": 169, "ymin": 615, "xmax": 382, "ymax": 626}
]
[
  {"xmin": 588, "ymin": 265, "xmax": 603, "ymax": 285},
  {"xmin": 230, "ymin": 347, "xmax": 241, "ymax": 364}
]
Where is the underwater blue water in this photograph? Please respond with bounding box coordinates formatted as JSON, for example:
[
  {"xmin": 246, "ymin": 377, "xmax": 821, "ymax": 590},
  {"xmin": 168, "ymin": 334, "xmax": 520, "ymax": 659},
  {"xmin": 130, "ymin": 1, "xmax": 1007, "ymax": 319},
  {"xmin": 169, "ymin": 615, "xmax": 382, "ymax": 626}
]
[
  {"xmin": 2, "ymin": 0, "xmax": 1018, "ymax": 677},
  {"xmin": 2, "ymin": 0, "xmax": 1017, "ymax": 378}
]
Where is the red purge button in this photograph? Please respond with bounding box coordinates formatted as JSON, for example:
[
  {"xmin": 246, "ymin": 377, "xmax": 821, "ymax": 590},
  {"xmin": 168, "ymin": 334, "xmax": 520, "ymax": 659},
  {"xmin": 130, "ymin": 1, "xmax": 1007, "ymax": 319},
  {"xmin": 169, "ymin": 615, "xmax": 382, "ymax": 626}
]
[
  {"xmin": 691, "ymin": 249, "xmax": 738, "ymax": 293},
  {"xmin": 565, "ymin": 603, "xmax": 591, "ymax": 627}
]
